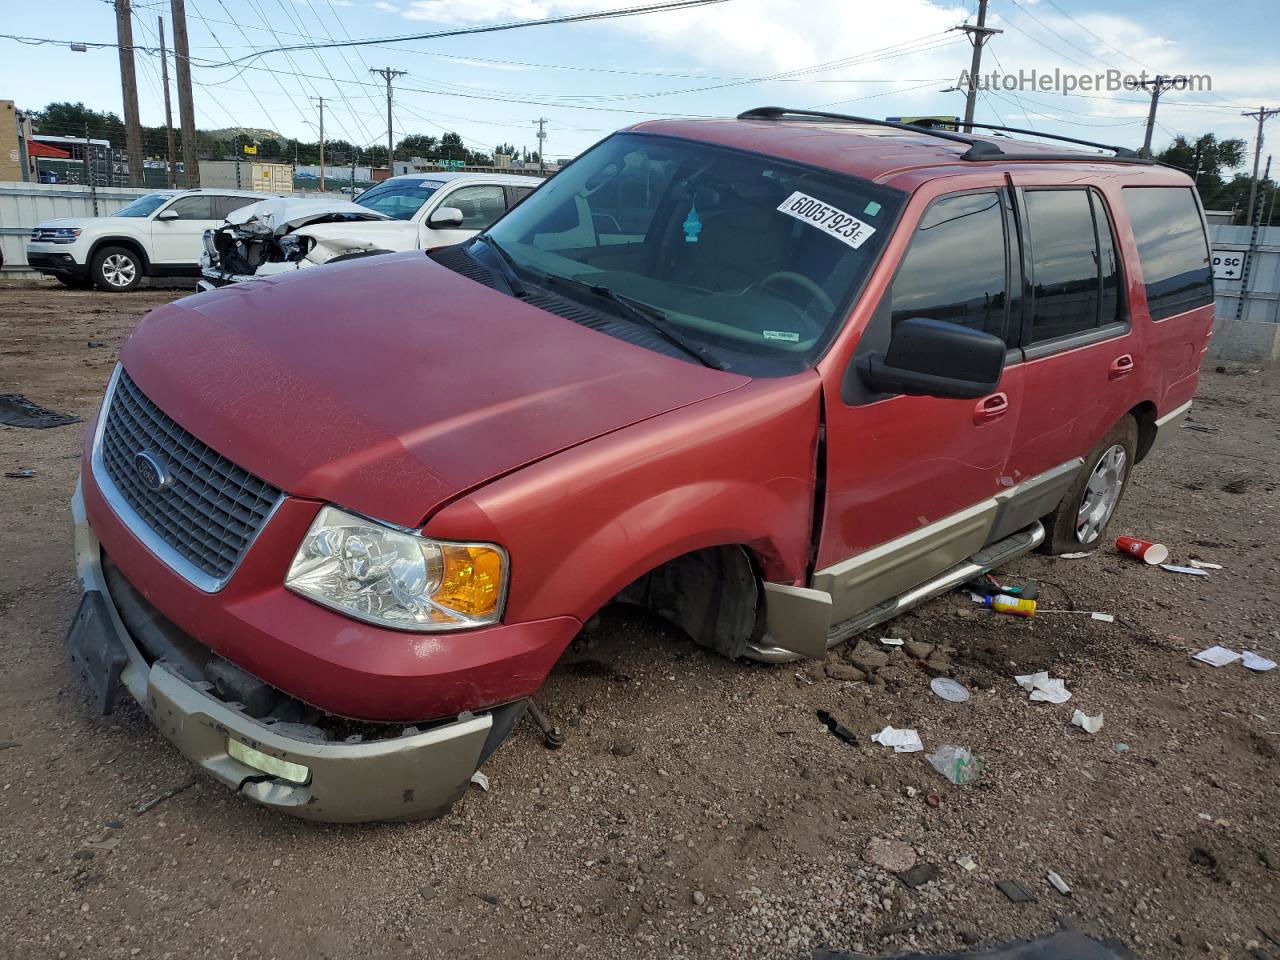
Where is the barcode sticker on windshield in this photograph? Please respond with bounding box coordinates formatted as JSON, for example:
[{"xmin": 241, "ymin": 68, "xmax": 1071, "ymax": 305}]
[{"xmin": 777, "ymin": 191, "xmax": 876, "ymax": 249}]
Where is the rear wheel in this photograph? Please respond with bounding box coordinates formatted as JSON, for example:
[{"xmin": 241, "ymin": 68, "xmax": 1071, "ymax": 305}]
[
  {"xmin": 91, "ymin": 246, "xmax": 143, "ymax": 292},
  {"xmin": 1040, "ymin": 416, "xmax": 1137, "ymax": 555}
]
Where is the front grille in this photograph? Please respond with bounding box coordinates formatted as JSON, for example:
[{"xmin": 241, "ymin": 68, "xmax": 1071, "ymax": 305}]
[{"xmin": 99, "ymin": 370, "xmax": 282, "ymax": 583}]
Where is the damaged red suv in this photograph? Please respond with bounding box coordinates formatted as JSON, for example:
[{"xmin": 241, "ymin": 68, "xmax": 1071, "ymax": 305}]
[{"xmin": 69, "ymin": 108, "xmax": 1213, "ymax": 821}]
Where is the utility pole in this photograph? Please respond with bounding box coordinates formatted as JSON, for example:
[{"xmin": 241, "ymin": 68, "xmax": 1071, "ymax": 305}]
[
  {"xmin": 170, "ymin": 0, "xmax": 199, "ymax": 188},
  {"xmin": 534, "ymin": 118, "xmax": 547, "ymax": 175},
  {"xmin": 1131, "ymin": 75, "xmax": 1187, "ymax": 158},
  {"xmin": 1234, "ymin": 154, "xmax": 1271, "ymax": 324},
  {"xmin": 370, "ymin": 67, "xmax": 406, "ymax": 173},
  {"xmin": 310, "ymin": 96, "xmax": 326, "ymax": 192},
  {"xmin": 113, "ymin": 0, "xmax": 145, "ymax": 186},
  {"xmin": 1241, "ymin": 106, "xmax": 1279, "ymax": 230},
  {"xmin": 953, "ymin": 0, "xmax": 1001, "ymax": 134},
  {"xmin": 158, "ymin": 16, "xmax": 177, "ymax": 188}
]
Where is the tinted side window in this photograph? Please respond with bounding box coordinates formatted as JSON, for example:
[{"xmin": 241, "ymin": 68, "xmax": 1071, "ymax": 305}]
[
  {"xmin": 164, "ymin": 196, "xmax": 215, "ymax": 220},
  {"xmin": 1121, "ymin": 186, "xmax": 1212, "ymax": 320},
  {"xmin": 1025, "ymin": 189, "xmax": 1100, "ymax": 342},
  {"xmin": 213, "ymin": 196, "xmax": 253, "ymax": 220},
  {"xmin": 890, "ymin": 191, "xmax": 1008, "ymax": 341},
  {"xmin": 443, "ymin": 185, "xmax": 507, "ymax": 229},
  {"xmin": 1093, "ymin": 193, "xmax": 1122, "ymax": 327}
]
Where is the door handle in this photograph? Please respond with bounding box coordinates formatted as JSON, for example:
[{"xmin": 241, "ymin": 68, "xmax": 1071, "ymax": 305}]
[
  {"xmin": 973, "ymin": 392, "xmax": 1009, "ymax": 425},
  {"xmin": 1109, "ymin": 354, "xmax": 1135, "ymax": 379}
]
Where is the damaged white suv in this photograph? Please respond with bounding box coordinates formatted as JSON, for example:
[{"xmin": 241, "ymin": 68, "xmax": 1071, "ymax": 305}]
[{"xmin": 199, "ymin": 171, "xmax": 543, "ymax": 288}]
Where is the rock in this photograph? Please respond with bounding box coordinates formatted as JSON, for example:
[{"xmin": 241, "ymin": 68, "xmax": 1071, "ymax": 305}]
[
  {"xmin": 924, "ymin": 657, "xmax": 952, "ymax": 678},
  {"xmin": 611, "ymin": 740, "xmax": 636, "ymax": 758},
  {"xmin": 419, "ymin": 885, "xmax": 438, "ymax": 901},
  {"xmin": 825, "ymin": 662, "xmax": 867, "ymax": 682},
  {"xmin": 692, "ymin": 890, "xmax": 706, "ymax": 906},
  {"xmin": 863, "ymin": 837, "xmax": 917, "ymax": 873},
  {"xmin": 898, "ymin": 863, "xmax": 939, "ymax": 889},
  {"xmin": 903, "ymin": 641, "xmax": 934, "ymax": 660},
  {"xmin": 103, "ymin": 819, "xmax": 124, "ymax": 830},
  {"xmin": 850, "ymin": 640, "xmax": 890, "ymax": 673}
]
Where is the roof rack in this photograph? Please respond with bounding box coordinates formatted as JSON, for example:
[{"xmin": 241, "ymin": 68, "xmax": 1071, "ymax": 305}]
[
  {"xmin": 737, "ymin": 106, "xmax": 1153, "ymax": 165},
  {"xmin": 912, "ymin": 118, "xmax": 1146, "ymax": 160}
]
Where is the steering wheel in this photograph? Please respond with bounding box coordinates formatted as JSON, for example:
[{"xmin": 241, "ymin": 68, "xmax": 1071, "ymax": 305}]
[{"xmin": 754, "ymin": 271, "xmax": 836, "ymax": 317}]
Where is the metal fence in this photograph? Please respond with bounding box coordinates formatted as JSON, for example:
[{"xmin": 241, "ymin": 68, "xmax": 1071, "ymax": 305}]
[
  {"xmin": 0, "ymin": 181, "xmax": 153, "ymax": 276},
  {"xmin": 1208, "ymin": 224, "xmax": 1280, "ymax": 362}
]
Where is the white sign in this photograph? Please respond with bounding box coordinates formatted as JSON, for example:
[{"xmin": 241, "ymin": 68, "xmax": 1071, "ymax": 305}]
[
  {"xmin": 776, "ymin": 191, "xmax": 876, "ymax": 250},
  {"xmin": 1212, "ymin": 250, "xmax": 1244, "ymax": 281}
]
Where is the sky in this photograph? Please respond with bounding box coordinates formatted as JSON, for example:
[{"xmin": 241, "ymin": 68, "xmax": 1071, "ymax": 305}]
[{"xmin": 2, "ymin": 0, "xmax": 1277, "ymax": 166}]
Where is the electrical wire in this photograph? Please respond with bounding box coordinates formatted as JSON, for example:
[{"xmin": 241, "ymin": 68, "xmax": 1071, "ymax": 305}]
[{"xmin": 197, "ymin": 0, "xmax": 736, "ymax": 67}]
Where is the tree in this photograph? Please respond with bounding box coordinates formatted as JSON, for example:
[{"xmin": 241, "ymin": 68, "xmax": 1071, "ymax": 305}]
[
  {"xmin": 33, "ymin": 102, "xmax": 124, "ymax": 142},
  {"xmin": 396, "ymin": 133, "xmax": 439, "ymax": 158},
  {"xmin": 1155, "ymin": 133, "xmax": 1247, "ymax": 215}
]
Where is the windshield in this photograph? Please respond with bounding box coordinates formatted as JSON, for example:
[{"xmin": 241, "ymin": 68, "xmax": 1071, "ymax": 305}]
[
  {"xmin": 353, "ymin": 179, "xmax": 443, "ymax": 220},
  {"xmin": 483, "ymin": 133, "xmax": 903, "ymax": 375},
  {"xmin": 112, "ymin": 194, "xmax": 170, "ymax": 218}
]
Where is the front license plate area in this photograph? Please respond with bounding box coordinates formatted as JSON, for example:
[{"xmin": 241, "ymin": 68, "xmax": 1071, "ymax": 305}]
[{"xmin": 65, "ymin": 591, "xmax": 128, "ymax": 715}]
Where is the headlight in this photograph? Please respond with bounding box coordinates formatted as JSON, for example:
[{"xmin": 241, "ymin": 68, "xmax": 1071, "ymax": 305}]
[{"xmin": 284, "ymin": 506, "xmax": 507, "ymax": 631}]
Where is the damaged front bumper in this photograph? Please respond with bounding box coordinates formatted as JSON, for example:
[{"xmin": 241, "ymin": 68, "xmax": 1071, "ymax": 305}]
[{"xmin": 71, "ymin": 480, "xmax": 495, "ymax": 823}]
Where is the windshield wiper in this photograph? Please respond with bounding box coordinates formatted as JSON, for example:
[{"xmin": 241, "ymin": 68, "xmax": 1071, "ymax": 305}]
[
  {"xmin": 546, "ymin": 275, "xmax": 729, "ymax": 371},
  {"xmin": 472, "ymin": 235, "xmax": 527, "ymax": 298}
]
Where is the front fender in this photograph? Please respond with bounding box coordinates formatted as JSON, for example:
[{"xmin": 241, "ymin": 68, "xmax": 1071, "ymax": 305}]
[{"xmin": 423, "ymin": 373, "xmax": 823, "ymax": 625}]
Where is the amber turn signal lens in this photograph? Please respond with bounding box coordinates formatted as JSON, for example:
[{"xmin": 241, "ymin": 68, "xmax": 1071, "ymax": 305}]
[{"xmin": 435, "ymin": 545, "xmax": 505, "ymax": 618}]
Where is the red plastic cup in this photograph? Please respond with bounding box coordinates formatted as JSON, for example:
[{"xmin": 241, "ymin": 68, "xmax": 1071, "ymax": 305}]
[{"xmin": 1116, "ymin": 535, "xmax": 1169, "ymax": 565}]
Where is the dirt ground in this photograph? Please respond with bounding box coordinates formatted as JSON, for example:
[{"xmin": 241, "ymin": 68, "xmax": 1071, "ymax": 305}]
[{"xmin": 1, "ymin": 279, "xmax": 1277, "ymax": 960}]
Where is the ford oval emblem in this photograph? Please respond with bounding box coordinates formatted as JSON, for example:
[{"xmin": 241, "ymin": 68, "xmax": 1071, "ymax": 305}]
[{"xmin": 133, "ymin": 451, "xmax": 172, "ymax": 492}]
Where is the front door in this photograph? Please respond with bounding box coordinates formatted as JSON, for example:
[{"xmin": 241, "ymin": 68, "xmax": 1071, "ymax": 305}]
[
  {"xmin": 149, "ymin": 194, "xmax": 222, "ymax": 266},
  {"xmin": 422, "ymin": 184, "xmax": 509, "ymax": 247},
  {"xmin": 818, "ymin": 187, "xmax": 1024, "ymax": 626}
]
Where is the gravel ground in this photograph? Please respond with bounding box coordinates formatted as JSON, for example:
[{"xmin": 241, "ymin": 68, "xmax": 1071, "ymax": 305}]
[{"xmin": 0, "ymin": 280, "xmax": 1277, "ymax": 960}]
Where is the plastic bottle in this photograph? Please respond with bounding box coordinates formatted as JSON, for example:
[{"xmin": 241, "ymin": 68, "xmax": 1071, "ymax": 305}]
[{"xmin": 983, "ymin": 593, "xmax": 1037, "ymax": 617}]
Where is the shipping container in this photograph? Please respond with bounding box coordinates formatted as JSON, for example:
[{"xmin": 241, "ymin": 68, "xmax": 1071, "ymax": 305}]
[{"xmin": 200, "ymin": 160, "xmax": 294, "ymax": 193}]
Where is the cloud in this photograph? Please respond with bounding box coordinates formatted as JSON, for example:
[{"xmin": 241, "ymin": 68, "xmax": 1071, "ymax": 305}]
[{"xmin": 373, "ymin": 0, "xmax": 400, "ymax": 10}]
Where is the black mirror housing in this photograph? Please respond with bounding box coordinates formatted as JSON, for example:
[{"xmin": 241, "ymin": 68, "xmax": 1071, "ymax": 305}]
[{"xmin": 858, "ymin": 316, "xmax": 1004, "ymax": 399}]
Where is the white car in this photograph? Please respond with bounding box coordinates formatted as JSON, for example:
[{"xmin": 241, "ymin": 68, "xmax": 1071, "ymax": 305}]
[
  {"xmin": 198, "ymin": 171, "xmax": 544, "ymax": 288},
  {"xmin": 26, "ymin": 188, "xmax": 270, "ymax": 292}
]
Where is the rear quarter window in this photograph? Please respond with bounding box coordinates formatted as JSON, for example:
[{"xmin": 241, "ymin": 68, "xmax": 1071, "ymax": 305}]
[{"xmin": 1121, "ymin": 186, "xmax": 1213, "ymax": 320}]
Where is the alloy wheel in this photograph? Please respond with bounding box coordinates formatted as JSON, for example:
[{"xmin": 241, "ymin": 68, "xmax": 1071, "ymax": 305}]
[{"xmin": 102, "ymin": 254, "xmax": 137, "ymax": 288}]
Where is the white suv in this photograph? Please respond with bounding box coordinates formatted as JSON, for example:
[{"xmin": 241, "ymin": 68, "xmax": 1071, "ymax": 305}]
[{"xmin": 26, "ymin": 188, "xmax": 267, "ymax": 292}]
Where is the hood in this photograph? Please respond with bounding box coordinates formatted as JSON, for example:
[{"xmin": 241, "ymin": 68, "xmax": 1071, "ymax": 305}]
[
  {"xmin": 223, "ymin": 196, "xmax": 389, "ymax": 234},
  {"xmin": 292, "ymin": 219, "xmax": 420, "ymax": 250},
  {"xmin": 120, "ymin": 251, "xmax": 749, "ymax": 527},
  {"xmin": 34, "ymin": 217, "xmax": 91, "ymax": 230}
]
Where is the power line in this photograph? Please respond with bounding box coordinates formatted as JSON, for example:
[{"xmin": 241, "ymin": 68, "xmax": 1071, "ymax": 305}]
[{"xmin": 199, "ymin": 0, "xmax": 735, "ymax": 67}]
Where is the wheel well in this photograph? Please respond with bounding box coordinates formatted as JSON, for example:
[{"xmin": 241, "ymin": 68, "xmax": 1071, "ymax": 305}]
[
  {"xmin": 89, "ymin": 237, "xmax": 150, "ymax": 273},
  {"xmin": 1129, "ymin": 402, "xmax": 1157, "ymax": 462},
  {"xmin": 611, "ymin": 544, "xmax": 763, "ymax": 659}
]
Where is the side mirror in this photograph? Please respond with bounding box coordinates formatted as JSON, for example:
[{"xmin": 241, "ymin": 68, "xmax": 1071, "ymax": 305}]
[
  {"xmin": 156, "ymin": 208, "xmax": 180, "ymax": 221},
  {"xmin": 428, "ymin": 206, "xmax": 465, "ymax": 229},
  {"xmin": 857, "ymin": 317, "xmax": 1005, "ymax": 399}
]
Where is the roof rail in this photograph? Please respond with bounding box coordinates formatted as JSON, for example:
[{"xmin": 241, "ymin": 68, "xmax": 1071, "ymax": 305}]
[
  {"xmin": 738, "ymin": 106, "xmax": 1155, "ymax": 165},
  {"xmin": 737, "ymin": 107, "xmax": 1001, "ymax": 161},
  {"xmin": 913, "ymin": 118, "xmax": 1147, "ymax": 160}
]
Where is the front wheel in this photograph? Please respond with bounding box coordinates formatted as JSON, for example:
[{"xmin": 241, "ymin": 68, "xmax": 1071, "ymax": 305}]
[
  {"xmin": 1040, "ymin": 416, "xmax": 1138, "ymax": 555},
  {"xmin": 91, "ymin": 246, "xmax": 143, "ymax": 292}
]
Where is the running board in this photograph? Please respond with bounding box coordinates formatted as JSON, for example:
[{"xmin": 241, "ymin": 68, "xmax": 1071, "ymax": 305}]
[{"xmin": 745, "ymin": 521, "xmax": 1045, "ymax": 663}]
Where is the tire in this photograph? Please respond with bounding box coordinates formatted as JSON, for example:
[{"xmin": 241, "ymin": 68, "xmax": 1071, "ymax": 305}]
[
  {"xmin": 1040, "ymin": 416, "xmax": 1138, "ymax": 555},
  {"xmin": 91, "ymin": 246, "xmax": 144, "ymax": 292},
  {"xmin": 56, "ymin": 275, "xmax": 93, "ymax": 289}
]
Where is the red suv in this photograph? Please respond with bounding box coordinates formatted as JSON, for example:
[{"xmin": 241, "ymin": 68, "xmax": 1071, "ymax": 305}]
[{"xmin": 68, "ymin": 108, "xmax": 1213, "ymax": 821}]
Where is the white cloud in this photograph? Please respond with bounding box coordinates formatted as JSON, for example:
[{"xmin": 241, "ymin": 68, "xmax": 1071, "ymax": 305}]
[{"xmin": 373, "ymin": 0, "xmax": 400, "ymax": 10}]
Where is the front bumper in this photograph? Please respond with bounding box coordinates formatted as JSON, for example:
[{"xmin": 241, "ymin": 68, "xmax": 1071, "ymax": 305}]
[
  {"xmin": 72, "ymin": 479, "xmax": 495, "ymax": 823},
  {"xmin": 27, "ymin": 248, "xmax": 88, "ymax": 279}
]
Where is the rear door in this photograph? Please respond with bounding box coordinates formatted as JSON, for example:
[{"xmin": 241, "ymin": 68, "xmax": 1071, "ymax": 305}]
[
  {"xmin": 1003, "ymin": 183, "xmax": 1134, "ymax": 498},
  {"xmin": 818, "ymin": 185, "xmax": 1025, "ymax": 626}
]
